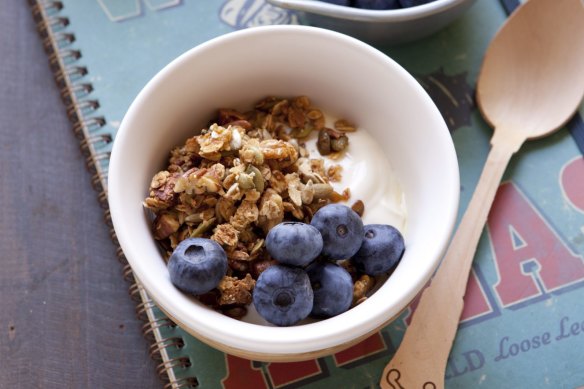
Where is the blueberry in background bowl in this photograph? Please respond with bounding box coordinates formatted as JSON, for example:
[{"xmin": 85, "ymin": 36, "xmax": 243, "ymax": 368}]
[
  {"xmin": 266, "ymin": 0, "xmax": 478, "ymax": 46},
  {"xmin": 353, "ymin": 0, "xmax": 401, "ymax": 10},
  {"xmin": 399, "ymin": 0, "xmax": 435, "ymax": 7},
  {"xmin": 319, "ymin": 0, "xmax": 351, "ymax": 5}
]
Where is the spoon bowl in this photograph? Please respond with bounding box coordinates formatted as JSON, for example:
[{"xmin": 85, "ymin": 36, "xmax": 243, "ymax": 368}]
[
  {"xmin": 381, "ymin": 0, "xmax": 584, "ymax": 387},
  {"xmin": 477, "ymin": 0, "xmax": 584, "ymax": 139}
]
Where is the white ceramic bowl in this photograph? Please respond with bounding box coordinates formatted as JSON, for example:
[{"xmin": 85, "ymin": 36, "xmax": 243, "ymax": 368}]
[
  {"xmin": 267, "ymin": 0, "xmax": 477, "ymax": 46},
  {"xmin": 109, "ymin": 25, "xmax": 459, "ymax": 361}
]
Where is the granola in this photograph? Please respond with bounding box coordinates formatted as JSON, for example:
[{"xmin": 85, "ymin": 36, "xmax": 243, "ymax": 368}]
[
  {"xmin": 217, "ymin": 274, "xmax": 255, "ymax": 306},
  {"xmin": 145, "ymin": 96, "xmax": 366, "ymax": 316},
  {"xmin": 353, "ymin": 274, "xmax": 376, "ymax": 306}
]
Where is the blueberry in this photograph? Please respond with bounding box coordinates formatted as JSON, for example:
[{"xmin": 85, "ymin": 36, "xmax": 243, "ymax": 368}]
[
  {"xmin": 351, "ymin": 224, "xmax": 405, "ymax": 276},
  {"xmin": 253, "ymin": 265, "xmax": 313, "ymax": 326},
  {"xmin": 266, "ymin": 222, "xmax": 323, "ymax": 267},
  {"xmin": 354, "ymin": 0, "xmax": 401, "ymax": 10},
  {"xmin": 399, "ymin": 0, "xmax": 435, "ymax": 8},
  {"xmin": 167, "ymin": 238, "xmax": 228, "ymax": 295},
  {"xmin": 310, "ymin": 204, "xmax": 364, "ymax": 260},
  {"xmin": 319, "ymin": 0, "xmax": 351, "ymax": 5},
  {"xmin": 307, "ymin": 262, "xmax": 353, "ymax": 318}
]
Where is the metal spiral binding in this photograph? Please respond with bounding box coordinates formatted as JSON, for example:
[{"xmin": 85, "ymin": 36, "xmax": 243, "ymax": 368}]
[
  {"xmin": 142, "ymin": 317, "xmax": 176, "ymax": 341},
  {"xmin": 80, "ymin": 134, "xmax": 112, "ymax": 157},
  {"xmin": 121, "ymin": 262, "xmax": 136, "ymax": 283},
  {"xmin": 136, "ymin": 299, "xmax": 158, "ymax": 322},
  {"xmin": 149, "ymin": 337, "xmax": 185, "ymax": 361},
  {"xmin": 97, "ymin": 190, "xmax": 109, "ymax": 209},
  {"xmin": 69, "ymin": 82, "xmax": 93, "ymax": 96},
  {"xmin": 48, "ymin": 48, "xmax": 80, "ymax": 69},
  {"xmin": 164, "ymin": 377, "xmax": 199, "ymax": 389},
  {"xmin": 29, "ymin": 1, "xmax": 197, "ymax": 387},
  {"xmin": 67, "ymin": 99, "xmax": 99, "ymax": 118},
  {"xmin": 129, "ymin": 282, "xmax": 143, "ymax": 303},
  {"xmin": 157, "ymin": 357, "xmax": 192, "ymax": 380},
  {"xmin": 116, "ymin": 248, "xmax": 128, "ymax": 265}
]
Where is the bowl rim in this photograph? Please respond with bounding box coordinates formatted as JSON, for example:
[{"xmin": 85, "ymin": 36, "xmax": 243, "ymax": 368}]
[
  {"xmin": 265, "ymin": 0, "xmax": 472, "ymax": 22},
  {"xmin": 108, "ymin": 24, "xmax": 460, "ymax": 356}
]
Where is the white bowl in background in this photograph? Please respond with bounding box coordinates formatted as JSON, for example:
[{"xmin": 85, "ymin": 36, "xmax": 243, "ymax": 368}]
[
  {"xmin": 108, "ymin": 25, "xmax": 459, "ymax": 361},
  {"xmin": 266, "ymin": 0, "xmax": 478, "ymax": 46}
]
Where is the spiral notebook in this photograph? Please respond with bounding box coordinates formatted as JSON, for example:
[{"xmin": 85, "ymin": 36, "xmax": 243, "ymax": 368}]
[{"xmin": 31, "ymin": 0, "xmax": 584, "ymax": 387}]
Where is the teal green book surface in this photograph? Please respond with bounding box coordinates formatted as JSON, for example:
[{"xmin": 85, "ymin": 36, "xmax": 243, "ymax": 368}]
[{"xmin": 34, "ymin": 0, "xmax": 584, "ymax": 387}]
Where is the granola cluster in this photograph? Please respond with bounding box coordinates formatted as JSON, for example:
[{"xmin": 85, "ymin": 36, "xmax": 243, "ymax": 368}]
[{"xmin": 144, "ymin": 96, "xmax": 356, "ymax": 317}]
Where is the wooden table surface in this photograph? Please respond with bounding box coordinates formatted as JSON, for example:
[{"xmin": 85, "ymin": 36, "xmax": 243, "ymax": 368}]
[{"xmin": 0, "ymin": 2, "xmax": 160, "ymax": 387}]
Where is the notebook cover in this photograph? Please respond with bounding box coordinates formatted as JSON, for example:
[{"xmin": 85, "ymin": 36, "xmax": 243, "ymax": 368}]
[{"xmin": 33, "ymin": 0, "xmax": 584, "ymax": 387}]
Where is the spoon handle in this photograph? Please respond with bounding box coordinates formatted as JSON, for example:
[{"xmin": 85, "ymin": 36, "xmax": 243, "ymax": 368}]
[{"xmin": 380, "ymin": 130, "xmax": 524, "ymax": 389}]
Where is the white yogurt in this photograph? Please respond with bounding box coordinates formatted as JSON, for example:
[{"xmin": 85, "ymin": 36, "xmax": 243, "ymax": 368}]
[{"xmin": 303, "ymin": 118, "xmax": 407, "ymax": 234}]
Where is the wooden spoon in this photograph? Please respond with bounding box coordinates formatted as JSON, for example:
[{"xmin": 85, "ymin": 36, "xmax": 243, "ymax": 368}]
[{"xmin": 381, "ymin": 0, "xmax": 584, "ymax": 387}]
